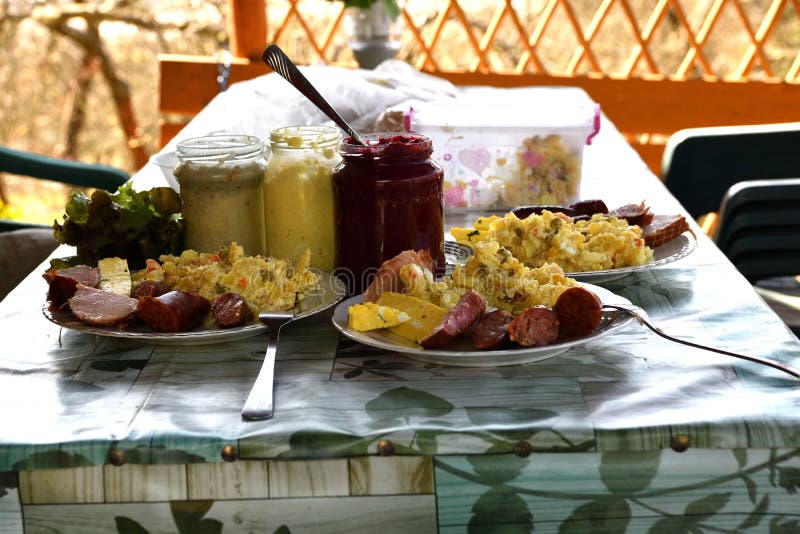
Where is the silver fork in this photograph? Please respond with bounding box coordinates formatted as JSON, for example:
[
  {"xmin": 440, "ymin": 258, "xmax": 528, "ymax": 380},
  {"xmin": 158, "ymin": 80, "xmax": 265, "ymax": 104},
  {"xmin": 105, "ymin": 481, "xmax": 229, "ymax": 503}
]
[
  {"xmin": 241, "ymin": 311, "xmax": 296, "ymax": 420},
  {"xmin": 603, "ymin": 304, "xmax": 800, "ymax": 379}
]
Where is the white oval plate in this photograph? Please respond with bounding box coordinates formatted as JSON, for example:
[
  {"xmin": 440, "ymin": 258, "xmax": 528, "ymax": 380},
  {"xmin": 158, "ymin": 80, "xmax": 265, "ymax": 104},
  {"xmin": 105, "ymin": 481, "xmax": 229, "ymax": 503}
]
[
  {"xmin": 331, "ymin": 283, "xmax": 634, "ymax": 367},
  {"xmin": 445, "ymin": 233, "xmax": 696, "ymax": 283},
  {"xmin": 44, "ymin": 272, "xmax": 346, "ymax": 346}
]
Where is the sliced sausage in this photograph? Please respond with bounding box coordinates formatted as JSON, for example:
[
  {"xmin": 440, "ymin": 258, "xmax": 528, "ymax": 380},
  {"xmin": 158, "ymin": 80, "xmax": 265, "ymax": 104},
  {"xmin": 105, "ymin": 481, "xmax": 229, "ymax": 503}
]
[
  {"xmin": 508, "ymin": 306, "xmax": 560, "ymax": 347},
  {"xmin": 211, "ymin": 292, "xmax": 253, "ymax": 328},
  {"xmin": 608, "ymin": 201, "xmax": 654, "ymax": 227},
  {"xmin": 511, "ymin": 205, "xmax": 579, "ymax": 220},
  {"xmin": 136, "ymin": 291, "xmax": 211, "ymax": 333},
  {"xmin": 44, "ymin": 265, "xmax": 101, "ymax": 308},
  {"xmin": 512, "ymin": 200, "xmax": 609, "ymax": 222},
  {"xmin": 470, "ymin": 308, "xmax": 513, "ymax": 350},
  {"xmin": 569, "ymin": 199, "xmax": 609, "ymax": 217},
  {"xmin": 554, "ymin": 287, "xmax": 603, "ymax": 338},
  {"xmin": 420, "ymin": 290, "xmax": 486, "ymax": 349},
  {"xmin": 131, "ymin": 280, "xmax": 171, "ymax": 299}
]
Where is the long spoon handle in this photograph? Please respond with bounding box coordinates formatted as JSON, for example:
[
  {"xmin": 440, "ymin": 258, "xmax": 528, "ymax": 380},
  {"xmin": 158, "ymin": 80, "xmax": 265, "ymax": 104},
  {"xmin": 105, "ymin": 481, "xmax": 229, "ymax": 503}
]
[{"xmin": 262, "ymin": 44, "xmax": 365, "ymax": 145}]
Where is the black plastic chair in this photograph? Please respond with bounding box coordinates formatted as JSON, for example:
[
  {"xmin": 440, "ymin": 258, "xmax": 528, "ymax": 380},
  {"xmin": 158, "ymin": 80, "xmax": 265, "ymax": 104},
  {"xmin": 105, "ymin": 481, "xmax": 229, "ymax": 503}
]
[
  {"xmin": 713, "ymin": 178, "xmax": 800, "ymax": 281},
  {"xmin": 0, "ymin": 145, "xmax": 130, "ymax": 300},
  {"xmin": 712, "ymin": 178, "xmax": 800, "ymax": 336},
  {"xmin": 0, "ymin": 145, "xmax": 130, "ymax": 231},
  {"xmin": 661, "ymin": 122, "xmax": 800, "ymax": 220}
]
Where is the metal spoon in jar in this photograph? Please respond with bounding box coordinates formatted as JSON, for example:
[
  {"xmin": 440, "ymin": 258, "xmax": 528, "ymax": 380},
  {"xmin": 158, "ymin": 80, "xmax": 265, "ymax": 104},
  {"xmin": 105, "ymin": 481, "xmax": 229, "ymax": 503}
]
[{"xmin": 262, "ymin": 44, "xmax": 366, "ymax": 145}]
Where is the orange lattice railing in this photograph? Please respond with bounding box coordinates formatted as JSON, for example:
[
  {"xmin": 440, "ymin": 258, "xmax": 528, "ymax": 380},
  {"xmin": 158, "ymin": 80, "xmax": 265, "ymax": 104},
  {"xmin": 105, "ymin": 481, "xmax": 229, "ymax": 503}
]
[{"xmin": 158, "ymin": 0, "xmax": 800, "ymax": 174}]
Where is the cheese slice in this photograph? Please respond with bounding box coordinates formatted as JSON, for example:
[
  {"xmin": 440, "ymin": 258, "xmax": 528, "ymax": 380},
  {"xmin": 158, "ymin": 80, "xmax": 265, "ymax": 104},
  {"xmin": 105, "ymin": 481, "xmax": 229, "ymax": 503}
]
[
  {"xmin": 98, "ymin": 257, "xmax": 132, "ymax": 296},
  {"xmin": 348, "ymin": 302, "xmax": 410, "ymax": 331},
  {"xmin": 375, "ymin": 292, "xmax": 447, "ymax": 343}
]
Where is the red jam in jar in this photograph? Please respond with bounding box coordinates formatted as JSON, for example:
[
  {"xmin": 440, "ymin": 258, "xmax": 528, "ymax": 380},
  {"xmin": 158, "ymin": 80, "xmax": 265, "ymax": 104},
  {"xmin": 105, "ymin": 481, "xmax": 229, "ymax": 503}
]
[{"xmin": 332, "ymin": 134, "xmax": 444, "ymax": 294}]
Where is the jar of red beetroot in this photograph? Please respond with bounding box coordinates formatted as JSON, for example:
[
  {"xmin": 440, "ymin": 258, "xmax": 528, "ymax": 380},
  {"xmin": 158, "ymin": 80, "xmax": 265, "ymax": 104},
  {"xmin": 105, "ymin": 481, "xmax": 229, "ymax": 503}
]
[{"xmin": 332, "ymin": 134, "xmax": 444, "ymax": 294}]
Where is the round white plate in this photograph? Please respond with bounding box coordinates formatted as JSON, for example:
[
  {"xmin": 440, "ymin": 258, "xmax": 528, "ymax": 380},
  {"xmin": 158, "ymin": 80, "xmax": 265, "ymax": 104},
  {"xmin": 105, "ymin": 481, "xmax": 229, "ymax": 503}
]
[
  {"xmin": 331, "ymin": 283, "xmax": 634, "ymax": 367},
  {"xmin": 567, "ymin": 233, "xmax": 696, "ymax": 282},
  {"xmin": 44, "ymin": 272, "xmax": 346, "ymax": 346},
  {"xmin": 445, "ymin": 233, "xmax": 696, "ymax": 283}
]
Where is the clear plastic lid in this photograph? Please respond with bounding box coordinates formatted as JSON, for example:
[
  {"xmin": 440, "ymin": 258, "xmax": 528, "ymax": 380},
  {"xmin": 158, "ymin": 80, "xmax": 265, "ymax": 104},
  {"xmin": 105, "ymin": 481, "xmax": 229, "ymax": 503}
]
[{"xmin": 404, "ymin": 87, "xmax": 601, "ymax": 143}]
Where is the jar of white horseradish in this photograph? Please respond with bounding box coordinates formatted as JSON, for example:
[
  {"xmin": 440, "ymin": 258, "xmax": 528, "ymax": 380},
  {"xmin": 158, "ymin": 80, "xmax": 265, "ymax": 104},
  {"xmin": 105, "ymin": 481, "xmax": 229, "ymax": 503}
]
[
  {"xmin": 174, "ymin": 134, "xmax": 267, "ymax": 256},
  {"xmin": 263, "ymin": 125, "xmax": 341, "ymax": 271}
]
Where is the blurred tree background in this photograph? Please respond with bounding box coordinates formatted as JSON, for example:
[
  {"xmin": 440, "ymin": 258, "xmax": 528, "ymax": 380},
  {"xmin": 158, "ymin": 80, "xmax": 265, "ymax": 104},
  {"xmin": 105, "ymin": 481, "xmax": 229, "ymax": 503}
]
[
  {"xmin": 1, "ymin": 0, "xmax": 798, "ymax": 225},
  {"xmin": 0, "ymin": 0, "xmax": 228, "ymax": 223}
]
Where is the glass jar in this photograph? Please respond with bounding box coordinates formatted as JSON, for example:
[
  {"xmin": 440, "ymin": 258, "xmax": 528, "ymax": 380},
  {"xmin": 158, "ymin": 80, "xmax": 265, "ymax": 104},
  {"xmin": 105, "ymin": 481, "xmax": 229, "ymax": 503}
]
[
  {"xmin": 332, "ymin": 134, "xmax": 445, "ymax": 294},
  {"xmin": 174, "ymin": 134, "xmax": 266, "ymax": 256},
  {"xmin": 263, "ymin": 125, "xmax": 341, "ymax": 271}
]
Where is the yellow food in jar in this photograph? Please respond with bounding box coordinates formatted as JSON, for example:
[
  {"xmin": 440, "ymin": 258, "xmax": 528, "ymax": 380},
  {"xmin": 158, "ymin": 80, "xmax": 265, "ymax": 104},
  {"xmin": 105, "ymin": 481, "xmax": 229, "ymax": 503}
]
[{"xmin": 263, "ymin": 126, "xmax": 340, "ymax": 272}]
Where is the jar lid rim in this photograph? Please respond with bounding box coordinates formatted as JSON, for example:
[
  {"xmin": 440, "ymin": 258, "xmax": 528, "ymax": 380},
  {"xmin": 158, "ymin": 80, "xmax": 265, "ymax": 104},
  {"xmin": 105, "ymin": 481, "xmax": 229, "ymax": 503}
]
[
  {"xmin": 342, "ymin": 133, "xmax": 432, "ymax": 146},
  {"xmin": 339, "ymin": 134, "xmax": 433, "ymax": 159},
  {"xmin": 176, "ymin": 134, "xmax": 265, "ymax": 160},
  {"xmin": 269, "ymin": 125, "xmax": 341, "ymax": 148}
]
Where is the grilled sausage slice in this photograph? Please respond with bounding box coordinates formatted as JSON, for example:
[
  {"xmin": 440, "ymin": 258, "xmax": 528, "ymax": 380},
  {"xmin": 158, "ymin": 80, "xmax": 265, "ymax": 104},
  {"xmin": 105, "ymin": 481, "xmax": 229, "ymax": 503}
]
[
  {"xmin": 554, "ymin": 287, "xmax": 603, "ymax": 338},
  {"xmin": 136, "ymin": 291, "xmax": 211, "ymax": 333},
  {"xmin": 511, "ymin": 205, "xmax": 580, "ymax": 220},
  {"xmin": 608, "ymin": 201, "xmax": 654, "ymax": 227},
  {"xmin": 511, "ymin": 199, "xmax": 610, "ymax": 222},
  {"xmin": 131, "ymin": 280, "xmax": 171, "ymax": 299},
  {"xmin": 211, "ymin": 292, "xmax": 253, "ymax": 328},
  {"xmin": 420, "ymin": 290, "xmax": 486, "ymax": 349},
  {"xmin": 569, "ymin": 199, "xmax": 609, "ymax": 216},
  {"xmin": 508, "ymin": 306, "xmax": 560, "ymax": 347},
  {"xmin": 470, "ymin": 308, "xmax": 514, "ymax": 350}
]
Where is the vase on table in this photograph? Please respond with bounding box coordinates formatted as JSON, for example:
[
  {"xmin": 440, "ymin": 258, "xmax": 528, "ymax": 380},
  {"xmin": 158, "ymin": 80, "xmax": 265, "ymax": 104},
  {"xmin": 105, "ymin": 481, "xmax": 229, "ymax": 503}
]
[{"xmin": 344, "ymin": 0, "xmax": 402, "ymax": 69}]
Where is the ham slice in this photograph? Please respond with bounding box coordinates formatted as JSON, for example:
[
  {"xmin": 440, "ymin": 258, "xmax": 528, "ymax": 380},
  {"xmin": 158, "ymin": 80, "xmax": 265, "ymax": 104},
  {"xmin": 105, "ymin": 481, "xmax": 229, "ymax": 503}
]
[
  {"xmin": 363, "ymin": 250, "xmax": 435, "ymax": 302},
  {"xmin": 68, "ymin": 284, "xmax": 138, "ymax": 326},
  {"xmin": 44, "ymin": 265, "xmax": 101, "ymax": 309}
]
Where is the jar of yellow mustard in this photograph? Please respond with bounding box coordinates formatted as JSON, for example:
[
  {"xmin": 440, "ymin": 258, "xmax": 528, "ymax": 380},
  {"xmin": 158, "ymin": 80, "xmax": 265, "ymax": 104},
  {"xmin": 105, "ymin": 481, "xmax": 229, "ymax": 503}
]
[
  {"xmin": 263, "ymin": 125, "xmax": 341, "ymax": 271},
  {"xmin": 174, "ymin": 134, "xmax": 266, "ymax": 256}
]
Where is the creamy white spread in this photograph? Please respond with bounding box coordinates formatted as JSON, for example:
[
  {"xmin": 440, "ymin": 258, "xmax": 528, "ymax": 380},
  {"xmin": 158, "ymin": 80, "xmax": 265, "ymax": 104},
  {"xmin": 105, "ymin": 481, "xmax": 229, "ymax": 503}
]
[{"xmin": 175, "ymin": 158, "xmax": 266, "ymax": 256}]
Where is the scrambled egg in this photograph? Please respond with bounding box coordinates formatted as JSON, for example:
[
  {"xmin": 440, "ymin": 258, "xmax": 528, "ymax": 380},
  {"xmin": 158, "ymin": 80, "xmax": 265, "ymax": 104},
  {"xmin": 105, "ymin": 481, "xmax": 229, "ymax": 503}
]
[
  {"xmin": 399, "ymin": 241, "xmax": 577, "ymax": 314},
  {"xmin": 452, "ymin": 210, "xmax": 652, "ymax": 272},
  {"xmin": 133, "ymin": 242, "xmax": 320, "ymax": 315}
]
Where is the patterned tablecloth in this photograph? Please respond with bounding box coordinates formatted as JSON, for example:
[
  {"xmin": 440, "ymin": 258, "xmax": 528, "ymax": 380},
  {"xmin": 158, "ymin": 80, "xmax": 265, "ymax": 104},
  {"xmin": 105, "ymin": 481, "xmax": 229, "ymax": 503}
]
[{"xmin": 2, "ymin": 72, "xmax": 800, "ymax": 533}]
